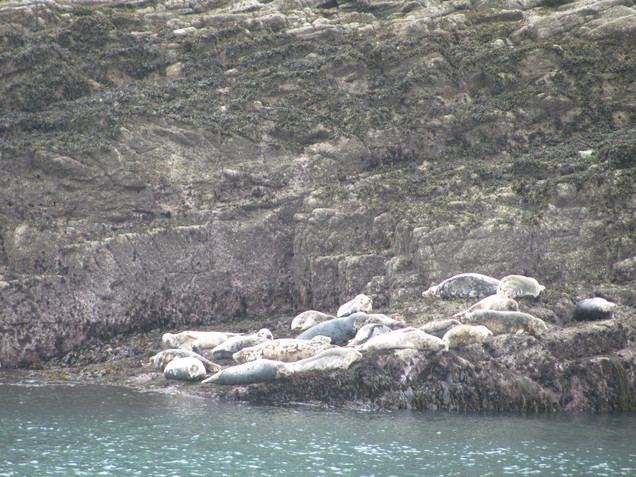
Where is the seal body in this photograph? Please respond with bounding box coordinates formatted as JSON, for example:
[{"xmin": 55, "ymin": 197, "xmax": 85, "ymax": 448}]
[
  {"xmin": 202, "ymin": 359, "xmax": 284, "ymax": 385},
  {"xmin": 337, "ymin": 294, "xmax": 373, "ymax": 317},
  {"xmin": 351, "ymin": 312, "xmax": 405, "ymax": 330},
  {"xmin": 161, "ymin": 331, "xmax": 239, "ymax": 351},
  {"xmin": 420, "ymin": 319, "xmax": 461, "ymax": 338},
  {"xmin": 573, "ymin": 297, "xmax": 616, "ymax": 321},
  {"xmin": 297, "ymin": 315, "xmax": 358, "ymax": 344},
  {"xmin": 355, "ymin": 327, "xmax": 447, "ymax": 353},
  {"xmin": 454, "ymin": 294, "xmax": 519, "ymax": 318},
  {"xmin": 233, "ymin": 336, "xmax": 334, "ymax": 363},
  {"xmin": 347, "ymin": 323, "xmax": 392, "ymax": 347},
  {"xmin": 422, "ymin": 273, "xmax": 501, "ymax": 299},
  {"xmin": 442, "ymin": 324, "xmax": 493, "ymax": 349},
  {"xmin": 497, "ymin": 275, "xmax": 545, "ymax": 299},
  {"xmin": 463, "ymin": 310, "xmax": 548, "ymax": 336},
  {"xmin": 210, "ymin": 328, "xmax": 273, "ymax": 360},
  {"xmin": 278, "ymin": 348, "xmax": 362, "ymax": 377},
  {"xmin": 163, "ymin": 357, "xmax": 207, "ymax": 381},
  {"xmin": 291, "ymin": 310, "xmax": 336, "ymax": 332},
  {"xmin": 150, "ymin": 349, "xmax": 221, "ymax": 373}
]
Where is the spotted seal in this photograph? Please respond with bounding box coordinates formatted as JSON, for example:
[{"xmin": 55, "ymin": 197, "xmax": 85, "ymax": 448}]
[
  {"xmin": 297, "ymin": 314, "xmax": 358, "ymax": 345},
  {"xmin": 497, "ymin": 275, "xmax": 545, "ymax": 299},
  {"xmin": 442, "ymin": 324, "xmax": 493, "ymax": 349},
  {"xmin": 422, "ymin": 273, "xmax": 501, "ymax": 299},
  {"xmin": 347, "ymin": 323, "xmax": 392, "ymax": 347},
  {"xmin": 202, "ymin": 359, "xmax": 284, "ymax": 385},
  {"xmin": 150, "ymin": 349, "xmax": 221, "ymax": 373},
  {"xmin": 161, "ymin": 330, "xmax": 239, "ymax": 351},
  {"xmin": 210, "ymin": 328, "xmax": 273, "ymax": 360},
  {"xmin": 573, "ymin": 297, "xmax": 616, "ymax": 321},
  {"xmin": 337, "ymin": 294, "xmax": 373, "ymax": 317},
  {"xmin": 278, "ymin": 348, "xmax": 362, "ymax": 377},
  {"xmin": 351, "ymin": 312, "xmax": 405, "ymax": 330},
  {"xmin": 291, "ymin": 310, "xmax": 336, "ymax": 332},
  {"xmin": 453, "ymin": 294, "xmax": 519, "ymax": 318},
  {"xmin": 462, "ymin": 310, "xmax": 548, "ymax": 336},
  {"xmin": 232, "ymin": 336, "xmax": 334, "ymax": 363},
  {"xmin": 355, "ymin": 327, "xmax": 447, "ymax": 353},
  {"xmin": 420, "ymin": 319, "xmax": 461, "ymax": 338},
  {"xmin": 164, "ymin": 357, "xmax": 207, "ymax": 381}
]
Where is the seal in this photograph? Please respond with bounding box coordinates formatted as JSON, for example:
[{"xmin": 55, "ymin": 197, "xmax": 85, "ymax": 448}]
[
  {"xmin": 497, "ymin": 275, "xmax": 545, "ymax": 299},
  {"xmin": 573, "ymin": 297, "xmax": 616, "ymax": 321},
  {"xmin": 210, "ymin": 328, "xmax": 273, "ymax": 360},
  {"xmin": 453, "ymin": 294, "xmax": 519, "ymax": 318},
  {"xmin": 442, "ymin": 324, "xmax": 493, "ymax": 349},
  {"xmin": 347, "ymin": 323, "xmax": 392, "ymax": 347},
  {"xmin": 337, "ymin": 294, "xmax": 373, "ymax": 317},
  {"xmin": 232, "ymin": 336, "xmax": 334, "ymax": 363},
  {"xmin": 355, "ymin": 327, "xmax": 447, "ymax": 353},
  {"xmin": 150, "ymin": 349, "xmax": 221, "ymax": 373},
  {"xmin": 422, "ymin": 273, "xmax": 501, "ymax": 299},
  {"xmin": 202, "ymin": 359, "xmax": 284, "ymax": 385},
  {"xmin": 161, "ymin": 330, "xmax": 239, "ymax": 351},
  {"xmin": 291, "ymin": 310, "xmax": 336, "ymax": 332},
  {"xmin": 278, "ymin": 348, "xmax": 363, "ymax": 377},
  {"xmin": 462, "ymin": 310, "xmax": 548, "ymax": 336},
  {"xmin": 296, "ymin": 314, "xmax": 358, "ymax": 344},
  {"xmin": 420, "ymin": 319, "xmax": 461, "ymax": 338},
  {"xmin": 351, "ymin": 312, "xmax": 405, "ymax": 330},
  {"xmin": 163, "ymin": 356, "xmax": 207, "ymax": 381}
]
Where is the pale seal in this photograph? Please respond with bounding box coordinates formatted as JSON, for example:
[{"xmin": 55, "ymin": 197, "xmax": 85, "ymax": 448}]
[
  {"xmin": 497, "ymin": 275, "xmax": 545, "ymax": 299},
  {"xmin": 573, "ymin": 297, "xmax": 616, "ymax": 321},
  {"xmin": 422, "ymin": 273, "xmax": 501, "ymax": 299},
  {"xmin": 337, "ymin": 294, "xmax": 373, "ymax": 317},
  {"xmin": 462, "ymin": 310, "xmax": 548, "ymax": 336},
  {"xmin": 453, "ymin": 294, "xmax": 519, "ymax": 318},
  {"xmin": 355, "ymin": 327, "xmax": 447, "ymax": 353},
  {"xmin": 347, "ymin": 323, "xmax": 392, "ymax": 347},
  {"xmin": 297, "ymin": 314, "xmax": 358, "ymax": 344},
  {"xmin": 442, "ymin": 324, "xmax": 493, "ymax": 349},
  {"xmin": 150, "ymin": 349, "xmax": 221, "ymax": 373},
  {"xmin": 278, "ymin": 348, "xmax": 362, "ymax": 377},
  {"xmin": 420, "ymin": 319, "xmax": 461, "ymax": 338},
  {"xmin": 161, "ymin": 330, "xmax": 239, "ymax": 351},
  {"xmin": 351, "ymin": 312, "xmax": 405, "ymax": 330},
  {"xmin": 210, "ymin": 328, "xmax": 273, "ymax": 360},
  {"xmin": 202, "ymin": 359, "xmax": 284, "ymax": 385},
  {"xmin": 163, "ymin": 357, "xmax": 207, "ymax": 381},
  {"xmin": 233, "ymin": 336, "xmax": 334, "ymax": 363},
  {"xmin": 291, "ymin": 310, "xmax": 336, "ymax": 332}
]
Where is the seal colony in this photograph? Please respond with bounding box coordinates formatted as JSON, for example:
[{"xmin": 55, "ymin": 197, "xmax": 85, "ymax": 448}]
[{"xmin": 150, "ymin": 273, "xmax": 598, "ymax": 388}]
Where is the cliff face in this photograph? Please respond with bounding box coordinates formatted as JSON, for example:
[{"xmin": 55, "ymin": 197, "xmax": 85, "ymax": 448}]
[{"xmin": 1, "ymin": 0, "xmax": 635, "ymax": 372}]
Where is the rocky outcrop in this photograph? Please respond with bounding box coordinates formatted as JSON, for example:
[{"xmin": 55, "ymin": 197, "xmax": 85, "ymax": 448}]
[{"xmin": 0, "ymin": 0, "xmax": 635, "ymax": 404}]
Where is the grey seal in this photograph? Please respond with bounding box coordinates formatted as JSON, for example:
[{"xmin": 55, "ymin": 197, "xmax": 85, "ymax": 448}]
[
  {"xmin": 150, "ymin": 349, "xmax": 221, "ymax": 373},
  {"xmin": 297, "ymin": 314, "xmax": 358, "ymax": 344},
  {"xmin": 161, "ymin": 330, "xmax": 239, "ymax": 351},
  {"xmin": 337, "ymin": 294, "xmax": 373, "ymax": 317},
  {"xmin": 462, "ymin": 310, "xmax": 548, "ymax": 336},
  {"xmin": 442, "ymin": 324, "xmax": 493, "ymax": 349},
  {"xmin": 233, "ymin": 336, "xmax": 334, "ymax": 363},
  {"xmin": 164, "ymin": 357, "xmax": 207, "ymax": 381},
  {"xmin": 497, "ymin": 275, "xmax": 545, "ymax": 299},
  {"xmin": 202, "ymin": 359, "xmax": 285, "ymax": 385},
  {"xmin": 355, "ymin": 327, "xmax": 447, "ymax": 353},
  {"xmin": 573, "ymin": 297, "xmax": 616, "ymax": 321},
  {"xmin": 278, "ymin": 348, "xmax": 363, "ymax": 377},
  {"xmin": 351, "ymin": 312, "xmax": 405, "ymax": 330},
  {"xmin": 210, "ymin": 328, "xmax": 273, "ymax": 360},
  {"xmin": 422, "ymin": 273, "xmax": 501, "ymax": 299},
  {"xmin": 420, "ymin": 319, "xmax": 461, "ymax": 338},
  {"xmin": 347, "ymin": 323, "xmax": 392, "ymax": 347},
  {"xmin": 454, "ymin": 294, "xmax": 519, "ymax": 318},
  {"xmin": 291, "ymin": 310, "xmax": 336, "ymax": 332}
]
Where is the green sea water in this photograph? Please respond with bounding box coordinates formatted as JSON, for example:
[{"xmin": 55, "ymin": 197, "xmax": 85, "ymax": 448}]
[{"xmin": 1, "ymin": 372, "xmax": 635, "ymax": 477}]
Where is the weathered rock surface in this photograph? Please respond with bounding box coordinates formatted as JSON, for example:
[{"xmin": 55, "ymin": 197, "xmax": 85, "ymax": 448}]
[{"xmin": 0, "ymin": 0, "xmax": 635, "ymax": 411}]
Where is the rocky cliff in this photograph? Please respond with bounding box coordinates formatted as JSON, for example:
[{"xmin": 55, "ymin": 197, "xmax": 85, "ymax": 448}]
[{"xmin": 1, "ymin": 0, "xmax": 635, "ymax": 409}]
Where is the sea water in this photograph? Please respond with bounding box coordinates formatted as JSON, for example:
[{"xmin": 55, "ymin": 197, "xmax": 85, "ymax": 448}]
[{"xmin": 1, "ymin": 372, "xmax": 635, "ymax": 477}]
